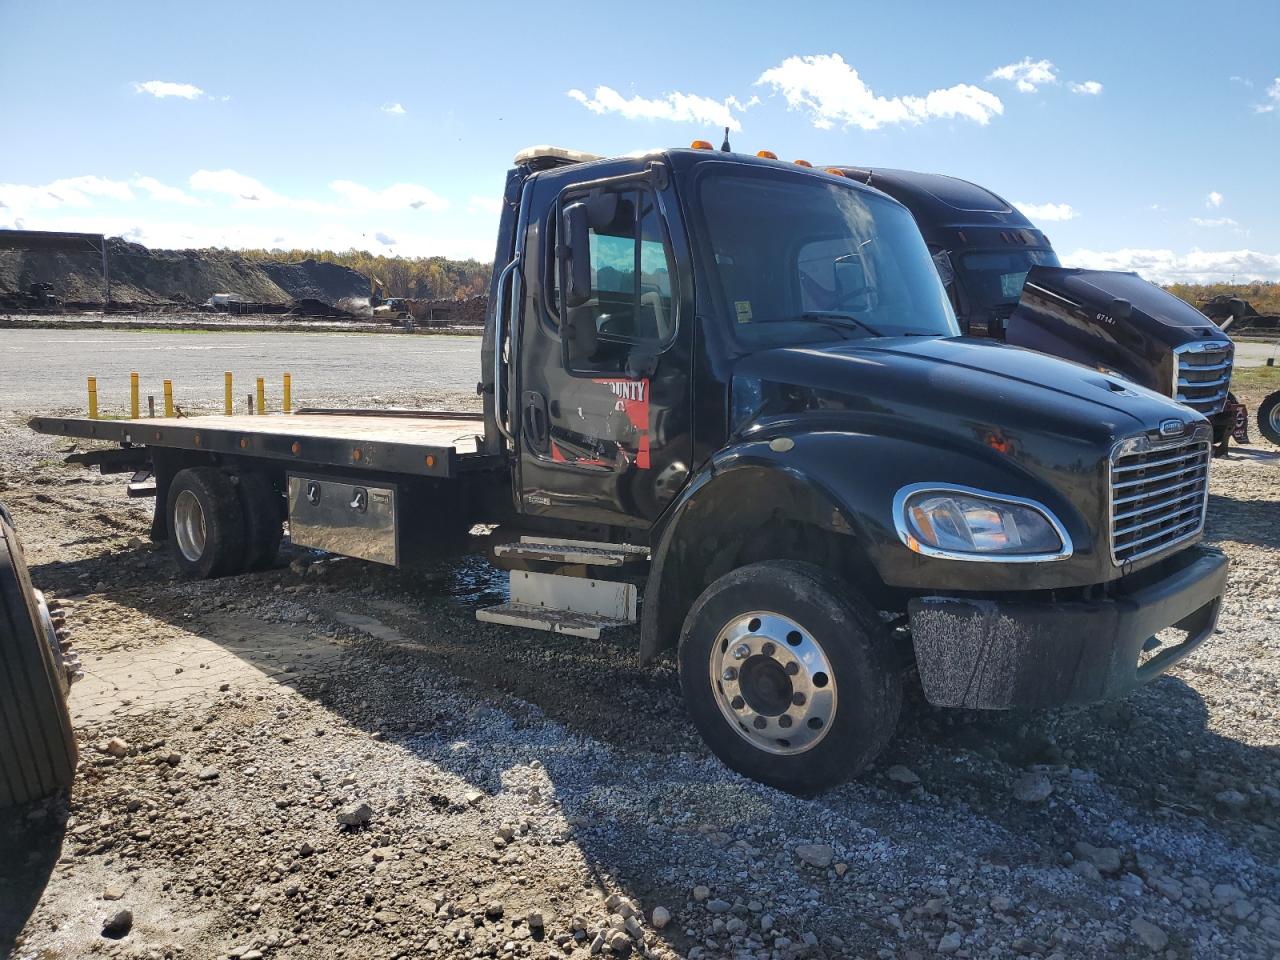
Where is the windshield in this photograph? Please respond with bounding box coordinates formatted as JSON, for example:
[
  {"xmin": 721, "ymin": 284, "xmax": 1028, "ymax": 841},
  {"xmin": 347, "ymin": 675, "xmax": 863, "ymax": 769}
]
[
  {"xmin": 956, "ymin": 248, "xmax": 1060, "ymax": 320},
  {"xmin": 696, "ymin": 167, "xmax": 960, "ymax": 346}
]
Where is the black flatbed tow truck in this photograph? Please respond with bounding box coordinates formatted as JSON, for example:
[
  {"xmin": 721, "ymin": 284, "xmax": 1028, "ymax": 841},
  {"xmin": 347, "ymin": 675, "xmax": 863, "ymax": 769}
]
[{"xmin": 26, "ymin": 143, "xmax": 1229, "ymax": 792}]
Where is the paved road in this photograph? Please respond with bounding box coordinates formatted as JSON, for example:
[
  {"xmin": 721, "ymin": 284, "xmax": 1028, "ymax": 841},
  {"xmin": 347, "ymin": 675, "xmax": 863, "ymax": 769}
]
[
  {"xmin": 1234, "ymin": 338, "xmax": 1280, "ymax": 367},
  {"xmin": 0, "ymin": 329, "xmax": 481, "ymax": 412}
]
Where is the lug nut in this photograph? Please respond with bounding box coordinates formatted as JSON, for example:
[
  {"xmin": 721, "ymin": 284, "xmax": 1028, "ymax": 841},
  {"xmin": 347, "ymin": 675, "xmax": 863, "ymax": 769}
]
[
  {"xmin": 784, "ymin": 662, "xmax": 799, "ymax": 676},
  {"xmin": 761, "ymin": 641, "xmax": 776, "ymax": 656},
  {"xmin": 753, "ymin": 716, "xmax": 768, "ymax": 730},
  {"xmin": 792, "ymin": 692, "xmax": 806, "ymax": 706},
  {"xmin": 722, "ymin": 667, "xmax": 738, "ymax": 682},
  {"xmin": 732, "ymin": 644, "xmax": 750, "ymax": 660},
  {"xmin": 730, "ymin": 696, "xmax": 745, "ymax": 710},
  {"xmin": 778, "ymin": 715, "xmax": 793, "ymax": 728}
]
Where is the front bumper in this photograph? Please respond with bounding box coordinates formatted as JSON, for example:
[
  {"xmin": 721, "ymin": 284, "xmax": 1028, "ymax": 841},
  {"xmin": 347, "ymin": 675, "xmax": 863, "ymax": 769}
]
[{"xmin": 907, "ymin": 545, "xmax": 1228, "ymax": 709}]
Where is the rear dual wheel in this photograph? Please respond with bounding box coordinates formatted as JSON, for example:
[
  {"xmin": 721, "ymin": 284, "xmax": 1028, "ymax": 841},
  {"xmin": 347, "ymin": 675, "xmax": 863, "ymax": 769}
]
[
  {"xmin": 678, "ymin": 560, "xmax": 902, "ymax": 793},
  {"xmin": 167, "ymin": 467, "xmax": 282, "ymax": 579}
]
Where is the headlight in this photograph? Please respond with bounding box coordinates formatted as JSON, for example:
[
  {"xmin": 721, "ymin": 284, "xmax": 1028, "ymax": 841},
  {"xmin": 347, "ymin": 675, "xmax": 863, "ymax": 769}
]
[{"xmin": 894, "ymin": 484, "xmax": 1072, "ymax": 561}]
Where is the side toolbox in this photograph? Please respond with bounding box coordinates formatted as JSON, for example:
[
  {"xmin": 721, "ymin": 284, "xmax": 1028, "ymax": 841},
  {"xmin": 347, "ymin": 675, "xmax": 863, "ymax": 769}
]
[{"xmin": 287, "ymin": 475, "xmax": 399, "ymax": 567}]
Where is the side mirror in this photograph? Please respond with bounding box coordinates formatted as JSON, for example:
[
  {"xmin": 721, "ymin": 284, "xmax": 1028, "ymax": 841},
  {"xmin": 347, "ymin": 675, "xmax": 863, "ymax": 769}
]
[
  {"xmin": 561, "ymin": 201, "xmax": 592, "ymax": 309},
  {"xmin": 1111, "ymin": 298, "xmax": 1133, "ymax": 321}
]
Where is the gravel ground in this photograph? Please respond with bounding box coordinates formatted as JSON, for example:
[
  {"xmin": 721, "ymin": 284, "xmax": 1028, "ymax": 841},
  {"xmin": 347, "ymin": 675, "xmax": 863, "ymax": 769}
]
[{"xmin": 1, "ymin": 389, "xmax": 1278, "ymax": 960}]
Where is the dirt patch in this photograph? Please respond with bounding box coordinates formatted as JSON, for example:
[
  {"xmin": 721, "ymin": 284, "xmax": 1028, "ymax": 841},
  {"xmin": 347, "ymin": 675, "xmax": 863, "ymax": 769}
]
[{"xmin": 2, "ymin": 399, "xmax": 1279, "ymax": 960}]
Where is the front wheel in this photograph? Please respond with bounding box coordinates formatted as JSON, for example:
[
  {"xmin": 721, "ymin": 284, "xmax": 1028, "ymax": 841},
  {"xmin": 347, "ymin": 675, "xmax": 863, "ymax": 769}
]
[
  {"xmin": 1258, "ymin": 390, "xmax": 1280, "ymax": 447},
  {"xmin": 678, "ymin": 561, "xmax": 902, "ymax": 793},
  {"xmin": 166, "ymin": 467, "xmax": 245, "ymax": 579}
]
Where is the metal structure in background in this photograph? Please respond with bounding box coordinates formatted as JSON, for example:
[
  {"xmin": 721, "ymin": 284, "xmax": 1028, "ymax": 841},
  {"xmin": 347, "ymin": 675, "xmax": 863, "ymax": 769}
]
[{"xmin": 0, "ymin": 230, "xmax": 110, "ymax": 308}]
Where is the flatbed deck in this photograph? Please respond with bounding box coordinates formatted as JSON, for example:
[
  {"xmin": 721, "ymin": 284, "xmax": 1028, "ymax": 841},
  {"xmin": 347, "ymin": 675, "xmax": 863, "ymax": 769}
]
[{"xmin": 28, "ymin": 409, "xmax": 498, "ymax": 479}]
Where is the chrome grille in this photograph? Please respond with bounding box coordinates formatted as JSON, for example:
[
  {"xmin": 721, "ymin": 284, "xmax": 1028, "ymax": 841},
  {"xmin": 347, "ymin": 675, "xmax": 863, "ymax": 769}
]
[
  {"xmin": 1173, "ymin": 341, "xmax": 1233, "ymax": 415},
  {"xmin": 1110, "ymin": 428, "xmax": 1211, "ymax": 565}
]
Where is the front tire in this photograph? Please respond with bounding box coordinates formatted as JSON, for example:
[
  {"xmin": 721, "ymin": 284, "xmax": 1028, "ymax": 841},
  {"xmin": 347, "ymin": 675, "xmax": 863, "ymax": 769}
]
[
  {"xmin": 1258, "ymin": 390, "xmax": 1280, "ymax": 447},
  {"xmin": 166, "ymin": 467, "xmax": 245, "ymax": 579},
  {"xmin": 0, "ymin": 516, "xmax": 77, "ymax": 808},
  {"xmin": 678, "ymin": 561, "xmax": 902, "ymax": 793}
]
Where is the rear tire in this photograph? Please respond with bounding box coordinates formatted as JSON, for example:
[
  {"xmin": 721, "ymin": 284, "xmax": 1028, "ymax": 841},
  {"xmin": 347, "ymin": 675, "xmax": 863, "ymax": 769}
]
[
  {"xmin": 0, "ymin": 517, "xmax": 77, "ymax": 808},
  {"xmin": 678, "ymin": 560, "xmax": 902, "ymax": 793},
  {"xmin": 236, "ymin": 472, "xmax": 283, "ymax": 572},
  {"xmin": 1258, "ymin": 391, "xmax": 1280, "ymax": 447},
  {"xmin": 166, "ymin": 467, "xmax": 245, "ymax": 579}
]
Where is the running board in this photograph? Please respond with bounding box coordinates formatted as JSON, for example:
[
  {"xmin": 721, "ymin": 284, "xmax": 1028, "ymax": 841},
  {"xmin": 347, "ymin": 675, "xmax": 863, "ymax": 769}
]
[
  {"xmin": 476, "ymin": 569, "xmax": 637, "ymax": 639},
  {"xmin": 493, "ymin": 536, "xmax": 649, "ymax": 568}
]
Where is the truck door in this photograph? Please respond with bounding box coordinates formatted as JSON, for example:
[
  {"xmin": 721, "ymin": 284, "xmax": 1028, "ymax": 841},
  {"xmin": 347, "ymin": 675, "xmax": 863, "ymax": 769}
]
[{"xmin": 515, "ymin": 168, "xmax": 693, "ymax": 528}]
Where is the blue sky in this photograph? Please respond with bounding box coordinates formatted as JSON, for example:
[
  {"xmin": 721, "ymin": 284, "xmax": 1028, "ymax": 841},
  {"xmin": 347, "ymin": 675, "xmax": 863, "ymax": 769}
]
[{"xmin": 1, "ymin": 0, "xmax": 1277, "ymax": 282}]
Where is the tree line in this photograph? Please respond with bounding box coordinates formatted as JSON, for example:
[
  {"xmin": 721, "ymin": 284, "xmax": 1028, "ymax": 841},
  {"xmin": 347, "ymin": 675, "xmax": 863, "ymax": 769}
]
[{"xmin": 227, "ymin": 248, "xmax": 492, "ymax": 300}]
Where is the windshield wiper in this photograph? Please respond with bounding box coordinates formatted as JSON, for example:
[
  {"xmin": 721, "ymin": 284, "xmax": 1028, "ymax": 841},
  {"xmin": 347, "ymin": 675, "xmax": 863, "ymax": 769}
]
[{"xmin": 790, "ymin": 311, "xmax": 885, "ymax": 338}]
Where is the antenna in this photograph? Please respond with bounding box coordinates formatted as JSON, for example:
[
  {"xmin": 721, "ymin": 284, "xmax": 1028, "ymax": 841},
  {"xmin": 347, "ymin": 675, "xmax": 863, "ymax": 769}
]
[{"xmin": 720, "ymin": 127, "xmax": 732, "ymax": 152}]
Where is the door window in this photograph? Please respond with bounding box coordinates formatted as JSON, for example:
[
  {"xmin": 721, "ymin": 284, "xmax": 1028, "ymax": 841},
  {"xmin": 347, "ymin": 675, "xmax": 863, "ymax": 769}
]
[{"xmin": 555, "ymin": 186, "xmax": 676, "ymax": 372}]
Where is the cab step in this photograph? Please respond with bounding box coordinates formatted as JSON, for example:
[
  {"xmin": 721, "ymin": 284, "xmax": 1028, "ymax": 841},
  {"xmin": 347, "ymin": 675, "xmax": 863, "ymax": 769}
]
[
  {"xmin": 493, "ymin": 536, "xmax": 649, "ymax": 567},
  {"xmin": 476, "ymin": 569, "xmax": 637, "ymax": 639}
]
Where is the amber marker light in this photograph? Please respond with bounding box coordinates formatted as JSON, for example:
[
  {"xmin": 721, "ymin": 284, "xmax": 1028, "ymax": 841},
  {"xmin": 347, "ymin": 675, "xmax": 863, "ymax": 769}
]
[
  {"xmin": 793, "ymin": 159, "xmax": 813, "ymax": 168},
  {"xmin": 291, "ymin": 441, "xmax": 301, "ymax": 455},
  {"xmin": 353, "ymin": 447, "xmax": 363, "ymax": 461},
  {"xmin": 425, "ymin": 454, "xmax": 436, "ymax": 469},
  {"xmin": 690, "ymin": 140, "xmax": 714, "ymax": 150},
  {"xmin": 756, "ymin": 150, "xmax": 778, "ymax": 159},
  {"xmin": 824, "ymin": 167, "xmax": 846, "ymax": 177}
]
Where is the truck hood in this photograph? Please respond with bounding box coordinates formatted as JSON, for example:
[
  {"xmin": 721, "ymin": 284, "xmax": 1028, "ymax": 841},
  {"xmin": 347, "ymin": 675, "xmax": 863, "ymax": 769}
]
[
  {"xmin": 1005, "ymin": 265, "xmax": 1232, "ymax": 401},
  {"xmin": 732, "ymin": 334, "xmax": 1201, "ymax": 451}
]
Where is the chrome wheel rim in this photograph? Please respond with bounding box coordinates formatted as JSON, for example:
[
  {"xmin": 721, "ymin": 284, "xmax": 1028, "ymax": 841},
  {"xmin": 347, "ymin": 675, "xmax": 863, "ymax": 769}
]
[
  {"xmin": 709, "ymin": 611, "xmax": 837, "ymax": 756},
  {"xmin": 1270, "ymin": 405, "xmax": 1280, "ymax": 434},
  {"xmin": 173, "ymin": 490, "xmax": 207, "ymax": 562}
]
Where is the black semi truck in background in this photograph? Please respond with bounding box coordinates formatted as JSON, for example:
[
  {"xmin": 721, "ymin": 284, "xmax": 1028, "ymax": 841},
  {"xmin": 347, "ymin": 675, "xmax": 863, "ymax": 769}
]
[
  {"xmin": 836, "ymin": 167, "xmax": 1243, "ymax": 454},
  {"xmin": 13, "ymin": 144, "xmax": 1229, "ymax": 796}
]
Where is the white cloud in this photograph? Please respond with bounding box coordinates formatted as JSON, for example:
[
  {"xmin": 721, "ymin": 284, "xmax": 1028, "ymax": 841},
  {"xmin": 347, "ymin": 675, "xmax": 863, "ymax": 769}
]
[
  {"xmin": 988, "ymin": 58, "xmax": 1057, "ymax": 93},
  {"xmin": 188, "ymin": 169, "xmax": 310, "ymax": 209},
  {"xmin": 756, "ymin": 53, "xmax": 1002, "ymax": 130},
  {"xmin": 133, "ymin": 80, "xmax": 204, "ymax": 100},
  {"xmin": 467, "ymin": 196, "xmax": 504, "ymax": 215},
  {"xmin": 1068, "ymin": 80, "xmax": 1103, "ymax": 96},
  {"xmin": 381, "ymin": 102, "xmax": 407, "ymax": 115},
  {"xmin": 1067, "ymin": 247, "xmax": 1280, "ymax": 283},
  {"xmin": 1230, "ymin": 76, "xmax": 1253, "ymax": 88},
  {"xmin": 1206, "ymin": 191, "xmax": 1224, "ymax": 208},
  {"xmin": 0, "ymin": 175, "xmax": 134, "ymax": 214},
  {"xmin": 567, "ymin": 85, "xmax": 750, "ymax": 132},
  {"xmin": 132, "ymin": 176, "xmax": 205, "ymax": 206},
  {"xmin": 1014, "ymin": 201, "xmax": 1077, "ymax": 222},
  {"xmin": 374, "ymin": 231, "xmax": 397, "ymax": 245},
  {"xmin": 1255, "ymin": 78, "xmax": 1280, "ymax": 113},
  {"xmin": 328, "ymin": 180, "xmax": 448, "ymax": 212},
  {"xmin": 1190, "ymin": 216, "xmax": 1240, "ymax": 228}
]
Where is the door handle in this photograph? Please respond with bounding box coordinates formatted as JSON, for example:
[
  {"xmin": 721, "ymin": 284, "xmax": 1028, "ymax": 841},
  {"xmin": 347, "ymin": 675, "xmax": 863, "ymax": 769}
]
[{"xmin": 522, "ymin": 390, "xmax": 549, "ymax": 450}]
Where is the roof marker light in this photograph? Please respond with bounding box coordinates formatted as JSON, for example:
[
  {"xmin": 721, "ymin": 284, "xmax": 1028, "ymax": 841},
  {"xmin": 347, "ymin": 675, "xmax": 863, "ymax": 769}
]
[
  {"xmin": 691, "ymin": 140, "xmax": 714, "ymax": 150},
  {"xmin": 824, "ymin": 167, "xmax": 846, "ymax": 177},
  {"xmin": 793, "ymin": 159, "xmax": 813, "ymax": 168},
  {"xmin": 756, "ymin": 150, "xmax": 778, "ymax": 159}
]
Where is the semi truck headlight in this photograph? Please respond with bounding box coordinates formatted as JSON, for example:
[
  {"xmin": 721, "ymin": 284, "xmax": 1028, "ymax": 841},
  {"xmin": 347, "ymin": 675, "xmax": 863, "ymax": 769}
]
[{"xmin": 894, "ymin": 484, "xmax": 1071, "ymax": 561}]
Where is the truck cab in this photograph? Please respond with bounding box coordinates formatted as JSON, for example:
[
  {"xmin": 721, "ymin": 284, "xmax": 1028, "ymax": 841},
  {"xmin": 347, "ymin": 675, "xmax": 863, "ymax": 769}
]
[
  {"xmin": 835, "ymin": 167, "xmax": 1239, "ymax": 452},
  {"xmin": 33, "ymin": 145, "xmax": 1229, "ymax": 793},
  {"xmin": 477, "ymin": 146, "xmax": 1226, "ymax": 788}
]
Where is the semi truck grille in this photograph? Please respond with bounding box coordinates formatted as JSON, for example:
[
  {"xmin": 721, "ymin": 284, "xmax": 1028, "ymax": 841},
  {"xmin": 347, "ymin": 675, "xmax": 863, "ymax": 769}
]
[
  {"xmin": 1173, "ymin": 341, "xmax": 1233, "ymax": 415},
  {"xmin": 1110, "ymin": 428, "xmax": 1211, "ymax": 566}
]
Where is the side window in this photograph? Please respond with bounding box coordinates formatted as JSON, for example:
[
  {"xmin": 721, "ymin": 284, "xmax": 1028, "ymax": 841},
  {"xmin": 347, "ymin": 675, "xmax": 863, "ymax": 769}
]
[{"xmin": 556, "ymin": 186, "xmax": 676, "ymax": 346}]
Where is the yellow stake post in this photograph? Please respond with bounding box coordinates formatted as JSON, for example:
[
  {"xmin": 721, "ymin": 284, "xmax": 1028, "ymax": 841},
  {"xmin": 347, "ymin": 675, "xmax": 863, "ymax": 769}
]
[
  {"xmin": 283, "ymin": 373, "xmax": 292, "ymax": 414},
  {"xmin": 163, "ymin": 379, "xmax": 174, "ymax": 418},
  {"xmin": 256, "ymin": 377, "xmax": 266, "ymax": 415},
  {"xmin": 87, "ymin": 377, "xmax": 98, "ymax": 419},
  {"xmin": 130, "ymin": 372, "xmax": 140, "ymax": 420},
  {"xmin": 224, "ymin": 372, "xmax": 233, "ymax": 416}
]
